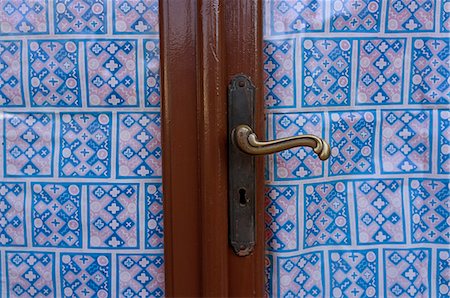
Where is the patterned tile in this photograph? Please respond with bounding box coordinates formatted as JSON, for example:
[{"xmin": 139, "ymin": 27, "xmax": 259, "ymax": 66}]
[
  {"xmin": 0, "ymin": 41, "xmax": 23, "ymax": 106},
  {"xmin": 437, "ymin": 249, "xmax": 450, "ymax": 298},
  {"xmin": 354, "ymin": 179, "xmax": 405, "ymax": 244},
  {"xmin": 4, "ymin": 113, "xmax": 54, "ymax": 177},
  {"xmin": 0, "ymin": 183, "xmax": 26, "ymax": 246},
  {"xmin": 0, "ymin": 0, "xmax": 49, "ymax": 35},
  {"xmin": 145, "ymin": 183, "xmax": 163, "ymax": 249},
  {"xmin": 88, "ymin": 184, "xmax": 139, "ymax": 249},
  {"xmin": 386, "ymin": 0, "xmax": 435, "ymax": 32},
  {"xmin": 113, "ymin": 0, "xmax": 159, "ymax": 34},
  {"xmin": 86, "ymin": 40, "xmax": 138, "ymax": 107},
  {"xmin": 265, "ymin": 255, "xmax": 273, "ymax": 298},
  {"xmin": 264, "ymin": 39, "xmax": 295, "ymax": 108},
  {"xmin": 29, "ymin": 40, "xmax": 81, "ymax": 107},
  {"xmin": 381, "ymin": 110, "xmax": 432, "ymax": 173},
  {"xmin": 304, "ymin": 181, "xmax": 351, "ymax": 248},
  {"xmin": 117, "ymin": 254, "xmax": 164, "ymax": 298},
  {"xmin": 329, "ymin": 250, "xmax": 378, "ymax": 298},
  {"xmin": 273, "ymin": 113, "xmax": 325, "ymax": 180},
  {"xmin": 54, "ymin": 0, "xmax": 107, "ymax": 34},
  {"xmin": 31, "ymin": 183, "xmax": 82, "ymax": 247},
  {"xmin": 331, "ymin": 0, "xmax": 382, "ymax": 32},
  {"xmin": 410, "ymin": 38, "xmax": 450, "ymax": 104},
  {"xmin": 384, "ymin": 249, "xmax": 431, "ymax": 297},
  {"xmin": 410, "ymin": 179, "xmax": 449, "ymax": 244},
  {"xmin": 59, "ymin": 112, "xmax": 111, "ymax": 177},
  {"xmin": 439, "ymin": 110, "xmax": 450, "ymax": 173},
  {"xmin": 269, "ymin": 0, "xmax": 324, "ymax": 34},
  {"xmin": 302, "ymin": 39, "xmax": 352, "ymax": 106},
  {"xmin": 144, "ymin": 39, "xmax": 160, "ymax": 107},
  {"xmin": 278, "ymin": 252, "xmax": 324, "ymax": 297},
  {"xmin": 117, "ymin": 113, "xmax": 162, "ymax": 178},
  {"xmin": 442, "ymin": 0, "xmax": 450, "ymax": 31},
  {"xmin": 357, "ymin": 39, "xmax": 406, "ymax": 105},
  {"xmin": 6, "ymin": 251, "xmax": 55, "ymax": 297},
  {"xmin": 60, "ymin": 253, "xmax": 111, "ymax": 298},
  {"xmin": 265, "ymin": 185, "xmax": 298, "ymax": 251},
  {"xmin": 329, "ymin": 111, "xmax": 376, "ymax": 176}
]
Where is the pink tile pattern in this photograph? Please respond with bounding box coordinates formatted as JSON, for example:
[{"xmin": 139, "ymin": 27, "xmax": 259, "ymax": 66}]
[
  {"xmin": 0, "ymin": 41, "xmax": 23, "ymax": 106},
  {"xmin": 264, "ymin": 39, "xmax": 295, "ymax": 108},
  {"xmin": 86, "ymin": 40, "xmax": 138, "ymax": 107},
  {"xmin": 273, "ymin": 113, "xmax": 324, "ymax": 180},
  {"xmin": 117, "ymin": 254, "xmax": 164, "ymax": 298},
  {"xmin": 357, "ymin": 39, "xmax": 406, "ymax": 105},
  {"xmin": 54, "ymin": 0, "xmax": 106, "ymax": 34},
  {"xmin": 269, "ymin": 0, "xmax": 324, "ymax": 34},
  {"xmin": 439, "ymin": 110, "xmax": 450, "ymax": 173},
  {"xmin": 381, "ymin": 110, "xmax": 431, "ymax": 173},
  {"xmin": 88, "ymin": 184, "xmax": 139, "ymax": 248},
  {"xmin": 0, "ymin": 183, "xmax": 26, "ymax": 246},
  {"xmin": 4, "ymin": 113, "xmax": 54, "ymax": 177},
  {"xmin": 355, "ymin": 179, "xmax": 405, "ymax": 244},
  {"xmin": 331, "ymin": 0, "xmax": 382, "ymax": 32},
  {"xmin": 145, "ymin": 183, "xmax": 163, "ymax": 249},
  {"xmin": 265, "ymin": 185, "xmax": 298, "ymax": 251},
  {"xmin": 113, "ymin": 0, "xmax": 159, "ymax": 33},
  {"xmin": 386, "ymin": 0, "xmax": 435, "ymax": 32},
  {"xmin": 0, "ymin": 0, "xmax": 48, "ymax": 34}
]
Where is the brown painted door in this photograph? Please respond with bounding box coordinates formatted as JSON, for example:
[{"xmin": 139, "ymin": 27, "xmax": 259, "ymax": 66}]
[{"xmin": 160, "ymin": 0, "xmax": 265, "ymax": 296}]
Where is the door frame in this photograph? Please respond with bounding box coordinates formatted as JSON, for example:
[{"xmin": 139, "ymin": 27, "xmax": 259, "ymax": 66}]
[{"xmin": 159, "ymin": 0, "xmax": 265, "ymax": 296}]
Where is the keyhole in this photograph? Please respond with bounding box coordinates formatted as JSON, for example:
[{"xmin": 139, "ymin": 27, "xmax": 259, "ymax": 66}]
[{"xmin": 239, "ymin": 188, "xmax": 247, "ymax": 205}]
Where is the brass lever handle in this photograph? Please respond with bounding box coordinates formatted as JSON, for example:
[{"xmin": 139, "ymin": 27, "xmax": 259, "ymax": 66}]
[{"xmin": 232, "ymin": 124, "xmax": 331, "ymax": 160}]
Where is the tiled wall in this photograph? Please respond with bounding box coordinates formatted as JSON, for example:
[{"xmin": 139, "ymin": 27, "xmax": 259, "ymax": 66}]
[
  {"xmin": 263, "ymin": 0, "xmax": 449, "ymax": 297},
  {"xmin": 0, "ymin": 1, "xmax": 163, "ymax": 297}
]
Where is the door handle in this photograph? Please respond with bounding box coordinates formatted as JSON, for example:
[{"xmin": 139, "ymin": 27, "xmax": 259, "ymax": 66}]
[
  {"xmin": 232, "ymin": 124, "xmax": 330, "ymax": 160},
  {"xmin": 227, "ymin": 75, "xmax": 330, "ymax": 256}
]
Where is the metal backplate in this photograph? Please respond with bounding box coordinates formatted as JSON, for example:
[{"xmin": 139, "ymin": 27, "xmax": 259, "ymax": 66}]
[{"xmin": 228, "ymin": 75, "xmax": 255, "ymax": 256}]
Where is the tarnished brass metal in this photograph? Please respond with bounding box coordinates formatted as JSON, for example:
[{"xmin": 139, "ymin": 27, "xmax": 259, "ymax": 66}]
[{"xmin": 232, "ymin": 124, "xmax": 331, "ymax": 160}]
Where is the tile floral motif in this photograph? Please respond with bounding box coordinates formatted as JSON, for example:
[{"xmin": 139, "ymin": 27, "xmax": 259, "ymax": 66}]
[
  {"xmin": 331, "ymin": 0, "xmax": 382, "ymax": 32},
  {"xmin": 381, "ymin": 110, "xmax": 432, "ymax": 173},
  {"xmin": 117, "ymin": 254, "xmax": 164, "ymax": 297},
  {"xmin": 410, "ymin": 179, "xmax": 449, "ymax": 244},
  {"xmin": 329, "ymin": 111, "xmax": 376, "ymax": 175},
  {"xmin": 442, "ymin": 0, "xmax": 450, "ymax": 31},
  {"xmin": 60, "ymin": 253, "xmax": 111, "ymax": 298},
  {"xmin": 145, "ymin": 183, "xmax": 163, "ymax": 249},
  {"xmin": 437, "ymin": 249, "xmax": 450, "ymax": 298},
  {"xmin": 304, "ymin": 181, "xmax": 351, "ymax": 248},
  {"xmin": 265, "ymin": 255, "xmax": 273, "ymax": 298},
  {"xmin": 386, "ymin": 0, "xmax": 435, "ymax": 32},
  {"xmin": 384, "ymin": 249, "xmax": 431, "ymax": 297},
  {"xmin": 117, "ymin": 112, "xmax": 162, "ymax": 178},
  {"xmin": 357, "ymin": 39, "xmax": 406, "ymax": 105},
  {"xmin": 86, "ymin": 40, "xmax": 138, "ymax": 106},
  {"xmin": 329, "ymin": 250, "xmax": 378, "ymax": 298},
  {"xmin": 439, "ymin": 110, "xmax": 450, "ymax": 173},
  {"xmin": 0, "ymin": 0, "xmax": 48, "ymax": 35},
  {"xmin": 88, "ymin": 184, "xmax": 139, "ymax": 249},
  {"xmin": 59, "ymin": 112, "xmax": 111, "ymax": 177},
  {"xmin": 54, "ymin": 0, "xmax": 106, "ymax": 34},
  {"xmin": 265, "ymin": 185, "xmax": 298, "ymax": 251},
  {"xmin": 0, "ymin": 183, "xmax": 26, "ymax": 246},
  {"xmin": 31, "ymin": 183, "xmax": 82, "ymax": 248},
  {"xmin": 354, "ymin": 179, "xmax": 405, "ymax": 244},
  {"xmin": 144, "ymin": 39, "xmax": 161, "ymax": 107},
  {"xmin": 0, "ymin": 41, "xmax": 23, "ymax": 106},
  {"xmin": 29, "ymin": 40, "xmax": 81, "ymax": 107},
  {"xmin": 273, "ymin": 113, "xmax": 325, "ymax": 180},
  {"xmin": 410, "ymin": 38, "xmax": 450, "ymax": 104},
  {"xmin": 277, "ymin": 252, "xmax": 324, "ymax": 297},
  {"xmin": 264, "ymin": 39, "xmax": 295, "ymax": 108},
  {"xmin": 269, "ymin": 0, "xmax": 324, "ymax": 34},
  {"xmin": 302, "ymin": 39, "xmax": 352, "ymax": 106},
  {"xmin": 113, "ymin": 0, "xmax": 159, "ymax": 34},
  {"xmin": 6, "ymin": 251, "xmax": 55, "ymax": 297},
  {"xmin": 4, "ymin": 113, "xmax": 54, "ymax": 177}
]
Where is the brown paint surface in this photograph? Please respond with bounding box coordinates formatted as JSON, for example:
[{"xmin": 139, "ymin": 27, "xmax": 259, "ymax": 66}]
[{"xmin": 160, "ymin": 0, "xmax": 264, "ymax": 296}]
